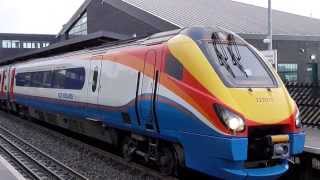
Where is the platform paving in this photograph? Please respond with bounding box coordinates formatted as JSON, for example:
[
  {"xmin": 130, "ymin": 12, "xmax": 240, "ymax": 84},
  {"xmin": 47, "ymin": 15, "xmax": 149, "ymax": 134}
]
[
  {"xmin": 304, "ymin": 127, "xmax": 320, "ymax": 155},
  {"xmin": 0, "ymin": 156, "xmax": 25, "ymax": 180}
]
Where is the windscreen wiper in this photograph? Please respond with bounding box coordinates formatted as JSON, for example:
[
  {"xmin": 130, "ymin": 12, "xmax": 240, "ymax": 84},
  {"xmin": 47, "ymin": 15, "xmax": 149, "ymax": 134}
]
[
  {"xmin": 211, "ymin": 33, "xmax": 226, "ymax": 64},
  {"xmin": 211, "ymin": 33, "xmax": 235, "ymax": 78},
  {"xmin": 227, "ymin": 34, "xmax": 248, "ymax": 78}
]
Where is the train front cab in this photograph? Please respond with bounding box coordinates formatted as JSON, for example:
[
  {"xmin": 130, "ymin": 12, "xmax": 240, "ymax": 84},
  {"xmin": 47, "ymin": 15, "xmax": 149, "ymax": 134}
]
[{"xmin": 158, "ymin": 27, "xmax": 305, "ymax": 179}]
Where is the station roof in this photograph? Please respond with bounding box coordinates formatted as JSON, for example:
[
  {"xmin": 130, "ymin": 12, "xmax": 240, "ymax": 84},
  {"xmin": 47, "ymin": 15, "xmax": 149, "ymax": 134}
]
[
  {"xmin": 0, "ymin": 31, "xmax": 129, "ymax": 65},
  {"xmin": 58, "ymin": 0, "xmax": 320, "ymax": 40},
  {"xmin": 117, "ymin": 0, "xmax": 320, "ymax": 37},
  {"xmin": 60, "ymin": 0, "xmax": 312, "ymax": 40}
]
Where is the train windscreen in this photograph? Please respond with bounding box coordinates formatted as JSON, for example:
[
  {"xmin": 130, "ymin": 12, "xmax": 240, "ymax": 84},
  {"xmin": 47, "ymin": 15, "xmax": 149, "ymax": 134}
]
[{"xmin": 203, "ymin": 32, "xmax": 277, "ymax": 88}]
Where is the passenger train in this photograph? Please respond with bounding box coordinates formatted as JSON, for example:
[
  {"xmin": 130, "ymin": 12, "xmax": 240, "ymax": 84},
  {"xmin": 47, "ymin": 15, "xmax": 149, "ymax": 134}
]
[{"xmin": 0, "ymin": 27, "xmax": 305, "ymax": 179}]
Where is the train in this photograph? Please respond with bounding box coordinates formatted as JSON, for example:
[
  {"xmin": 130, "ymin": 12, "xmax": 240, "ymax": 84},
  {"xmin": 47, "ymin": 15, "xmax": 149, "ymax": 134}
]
[{"xmin": 0, "ymin": 27, "xmax": 305, "ymax": 179}]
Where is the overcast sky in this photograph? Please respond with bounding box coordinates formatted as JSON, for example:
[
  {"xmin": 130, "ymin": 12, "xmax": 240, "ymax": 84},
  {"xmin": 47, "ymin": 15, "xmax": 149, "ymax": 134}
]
[
  {"xmin": 0, "ymin": 0, "xmax": 319, "ymax": 35},
  {"xmin": 0, "ymin": 0, "xmax": 84, "ymax": 34}
]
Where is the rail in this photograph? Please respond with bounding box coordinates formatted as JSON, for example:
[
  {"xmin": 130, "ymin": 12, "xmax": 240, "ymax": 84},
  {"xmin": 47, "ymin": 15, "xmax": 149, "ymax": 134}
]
[{"xmin": 0, "ymin": 125, "xmax": 88, "ymax": 180}]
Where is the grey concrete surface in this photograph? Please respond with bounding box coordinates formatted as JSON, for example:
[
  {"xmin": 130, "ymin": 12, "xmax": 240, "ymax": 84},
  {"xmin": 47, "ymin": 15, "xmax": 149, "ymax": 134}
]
[
  {"xmin": 304, "ymin": 127, "xmax": 320, "ymax": 155},
  {"xmin": 0, "ymin": 156, "xmax": 25, "ymax": 180}
]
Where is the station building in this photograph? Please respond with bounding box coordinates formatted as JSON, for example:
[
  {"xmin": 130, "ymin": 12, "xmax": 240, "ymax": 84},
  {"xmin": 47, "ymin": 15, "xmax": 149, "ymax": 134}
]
[
  {"xmin": 0, "ymin": 33, "xmax": 56, "ymax": 60},
  {"xmin": 4, "ymin": 0, "xmax": 320, "ymax": 83}
]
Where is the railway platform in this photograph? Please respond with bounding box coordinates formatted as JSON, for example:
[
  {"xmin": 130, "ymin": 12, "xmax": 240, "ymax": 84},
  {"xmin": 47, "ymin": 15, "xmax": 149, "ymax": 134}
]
[
  {"xmin": 0, "ymin": 156, "xmax": 24, "ymax": 180},
  {"xmin": 293, "ymin": 126, "xmax": 320, "ymax": 180},
  {"xmin": 304, "ymin": 127, "xmax": 320, "ymax": 154}
]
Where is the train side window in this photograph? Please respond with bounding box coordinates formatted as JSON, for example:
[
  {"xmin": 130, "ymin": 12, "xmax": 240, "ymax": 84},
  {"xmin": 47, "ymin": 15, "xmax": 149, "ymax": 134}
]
[
  {"xmin": 53, "ymin": 68, "xmax": 85, "ymax": 90},
  {"xmin": 16, "ymin": 73, "xmax": 24, "ymax": 86},
  {"xmin": 24, "ymin": 73, "xmax": 32, "ymax": 86},
  {"xmin": 92, "ymin": 66, "xmax": 98, "ymax": 92},
  {"xmin": 165, "ymin": 54, "xmax": 183, "ymax": 80},
  {"xmin": 31, "ymin": 71, "xmax": 44, "ymax": 87},
  {"xmin": 65, "ymin": 68, "xmax": 85, "ymax": 89},
  {"xmin": 16, "ymin": 72, "xmax": 32, "ymax": 87},
  {"xmin": 16, "ymin": 68, "xmax": 85, "ymax": 89},
  {"xmin": 53, "ymin": 69, "xmax": 67, "ymax": 89},
  {"xmin": 42, "ymin": 71, "xmax": 53, "ymax": 88}
]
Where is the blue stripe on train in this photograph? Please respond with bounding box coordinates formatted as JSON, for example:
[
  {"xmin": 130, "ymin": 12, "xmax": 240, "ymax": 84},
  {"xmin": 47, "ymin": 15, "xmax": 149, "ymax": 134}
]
[{"xmin": 14, "ymin": 93, "xmax": 219, "ymax": 139}]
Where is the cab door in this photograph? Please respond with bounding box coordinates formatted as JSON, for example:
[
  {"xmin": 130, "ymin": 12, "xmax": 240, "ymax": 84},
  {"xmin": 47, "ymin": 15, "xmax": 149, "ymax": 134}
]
[
  {"xmin": 86, "ymin": 56, "xmax": 102, "ymax": 120},
  {"xmin": 8, "ymin": 67, "xmax": 16, "ymax": 102},
  {"xmin": 137, "ymin": 50, "xmax": 160, "ymax": 132},
  {"xmin": 3, "ymin": 67, "xmax": 10, "ymax": 100},
  {"xmin": 0, "ymin": 69, "xmax": 5, "ymax": 99}
]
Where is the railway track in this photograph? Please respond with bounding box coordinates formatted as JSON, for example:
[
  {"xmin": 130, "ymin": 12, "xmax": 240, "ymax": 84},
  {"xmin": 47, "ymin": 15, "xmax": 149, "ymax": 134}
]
[{"xmin": 0, "ymin": 124, "xmax": 88, "ymax": 180}]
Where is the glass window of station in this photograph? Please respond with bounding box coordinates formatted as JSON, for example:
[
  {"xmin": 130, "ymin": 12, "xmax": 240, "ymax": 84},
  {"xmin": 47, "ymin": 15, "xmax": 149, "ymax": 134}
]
[
  {"xmin": 1, "ymin": 40, "xmax": 50, "ymax": 49},
  {"xmin": 278, "ymin": 64, "xmax": 298, "ymax": 82},
  {"xmin": 68, "ymin": 12, "xmax": 87, "ymax": 38}
]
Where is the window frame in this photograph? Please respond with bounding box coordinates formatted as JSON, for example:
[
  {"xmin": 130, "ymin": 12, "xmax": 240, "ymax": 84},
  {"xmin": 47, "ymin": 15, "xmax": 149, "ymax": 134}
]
[{"xmin": 164, "ymin": 53, "xmax": 184, "ymax": 80}]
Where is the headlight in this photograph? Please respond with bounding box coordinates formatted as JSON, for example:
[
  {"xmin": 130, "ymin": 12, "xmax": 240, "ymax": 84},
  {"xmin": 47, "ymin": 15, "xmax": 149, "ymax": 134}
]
[
  {"xmin": 295, "ymin": 110, "xmax": 302, "ymax": 128},
  {"xmin": 214, "ymin": 105, "xmax": 245, "ymax": 133}
]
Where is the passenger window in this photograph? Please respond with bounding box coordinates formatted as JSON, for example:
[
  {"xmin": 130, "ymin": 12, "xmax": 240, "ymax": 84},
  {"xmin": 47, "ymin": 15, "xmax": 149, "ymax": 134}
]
[
  {"xmin": 42, "ymin": 71, "xmax": 53, "ymax": 88},
  {"xmin": 165, "ymin": 54, "xmax": 183, "ymax": 80},
  {"xmin": 24, "ymin": 73, "xmax": 32, "ymax": 87},
  {"xmin": 16, "ymin": 68, "xmax": 85, "ymax": 90},
  {"xmin": 16, "ymin": 73, "xmax": 24, "ymax": 86},
  {"xmin": 65, "ymin": 68, "xmax": 85, "ymax": 89},
  {"xmin": 52, "ymin": 68, "xmax": 85, "ymax": 90},
  {"xmin": 53, "ymin": 69, "xmax": 67, "ymax": 89},
  {"xmin": 92, "ymin": 67, "xmax": 98, "ymax": 92},
  {"xmin": 31, "ymin": 71, "xmax": 44, "ymax": 87}
]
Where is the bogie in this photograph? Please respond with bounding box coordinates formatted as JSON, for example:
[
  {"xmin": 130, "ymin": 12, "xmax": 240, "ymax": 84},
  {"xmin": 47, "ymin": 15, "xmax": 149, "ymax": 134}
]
[{"xmin": 120, "ymin": 134, "xmax": 182, "ymax": 176}]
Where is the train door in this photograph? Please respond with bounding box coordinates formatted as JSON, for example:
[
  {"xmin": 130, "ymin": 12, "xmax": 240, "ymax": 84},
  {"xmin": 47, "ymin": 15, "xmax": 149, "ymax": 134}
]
[
  {"xmin": 87, "ymin": 56, "xmax": 102, "ymax": 120},
  {"xmin": 3, "ymin": 67, "xmax": 9, "ymax": 98},
  {"xmin": 8, "ymin": 67, "xmax": 16, "ymax": 101},
  {"xmin": 0, "ymin": 69, "xmax": 4, "ymax": 99},
  {"xmin": 137, "ymin": 50, "xmax": 160, "ymax": 132}
]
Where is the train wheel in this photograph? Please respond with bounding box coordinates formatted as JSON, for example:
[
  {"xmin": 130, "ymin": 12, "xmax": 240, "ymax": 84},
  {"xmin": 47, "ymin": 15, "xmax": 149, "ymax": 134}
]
[
  {"xmin": 158, "ymin": 146, "xmax": 178, "ymax": 176},
  {"xmin": 121, "ymin": 137, "xmax": 135, "ymax": 162}
]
